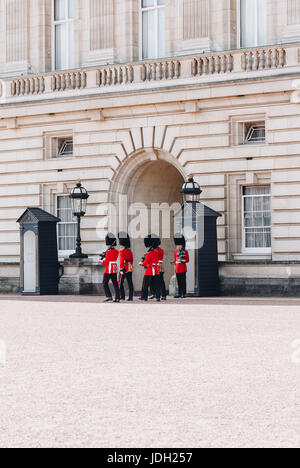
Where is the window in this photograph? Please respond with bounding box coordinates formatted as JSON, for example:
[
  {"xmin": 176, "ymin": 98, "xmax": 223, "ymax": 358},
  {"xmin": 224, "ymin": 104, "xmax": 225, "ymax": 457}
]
[
  {"xmin": 57, "ymin": 138, "xmax": 73, "ymax": 157},
  {"xmin": 239, "ymin": 0, "xmax": 267, "ymax": 48},
  {"xmin": 244, "ymin": 122, "xmax": 265, "ymax": 144},
  {"xmin": 53, "ymin": 0, "xmax": 75, "ymax": 70},
  {"xmin": 141, "ymin": 0, "xmax": 165, "ymax": 60},
  {"xmin": 57, "ymin": 196, "xmax": 76, "ymax": 252},
  {"xmin": 242, "ymin": 186, "xmax": 271, "ymax": 251},
  {"xmin": 49, "ymin": 136, "xmax": 73, "ymax": 158},
  {"xmin": 231, "ymin": 116, "xmax": 266, "ymax": 146}
]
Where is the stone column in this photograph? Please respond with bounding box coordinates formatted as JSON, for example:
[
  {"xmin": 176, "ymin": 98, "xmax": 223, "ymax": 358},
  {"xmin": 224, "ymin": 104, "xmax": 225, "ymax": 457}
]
[
  {"xmin": 179, "ymin": 0, "xmax": 211, "ymax": 54},
  {"xmin": 283, "ymin": 0, "xmax": 300, "ymax": 43},
  {"xmin": 4, "ymin": 0, "xmax": 30, "ymax": 74},
  {"xmin": 83, "ymin": 0, "xmax": 115, "ymax": 66}
]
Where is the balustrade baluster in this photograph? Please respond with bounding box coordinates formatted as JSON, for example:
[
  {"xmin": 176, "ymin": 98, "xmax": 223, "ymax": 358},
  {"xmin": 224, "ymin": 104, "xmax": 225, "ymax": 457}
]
[
  {"xmin": 241, "ymin": 53, "xmax": 246, "ymax": 71},
  {"xmin": 267, "ymin": 49, "xmax": 272, "ymax": 68},
  {"xmin": 254, "ymin": 51, "xmax": 259, "ymax": 70},
  {"xmin": 279, "ymin": 48, "xmax": 285, "ymax": 67}
]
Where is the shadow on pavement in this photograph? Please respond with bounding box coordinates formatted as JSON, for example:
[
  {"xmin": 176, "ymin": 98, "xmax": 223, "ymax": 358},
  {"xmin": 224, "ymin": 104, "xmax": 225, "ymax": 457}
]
[{"xmin": 0, "ymin": 295, "xmax": 300, "ymax": 306}]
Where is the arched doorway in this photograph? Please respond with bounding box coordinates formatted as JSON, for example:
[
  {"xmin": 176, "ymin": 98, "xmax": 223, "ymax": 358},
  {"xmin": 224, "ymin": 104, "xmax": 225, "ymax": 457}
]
[{"xmin": 110, "ymin": 150, "xmax": 186, "ymax": 291}]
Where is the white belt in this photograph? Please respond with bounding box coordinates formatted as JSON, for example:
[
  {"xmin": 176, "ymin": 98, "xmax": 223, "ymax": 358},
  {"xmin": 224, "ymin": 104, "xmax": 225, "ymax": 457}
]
[{"xmin": 109, "ymin": 261, "xmax": 118, "ymax": 274}]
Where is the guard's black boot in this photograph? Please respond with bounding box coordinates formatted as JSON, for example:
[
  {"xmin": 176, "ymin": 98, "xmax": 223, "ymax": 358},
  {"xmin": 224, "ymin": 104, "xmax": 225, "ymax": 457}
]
[
  {"xmin": 149, "ymin": 295, "xmax": 155, "ymax": 300},
  {"xmin": 127, "ymin": 298, "xmax": 133, "ymax": 302},
  {"xmin": 161, "ymin": 297, "xmax": 167, "ymax": 301},
  {"xmin": 104, "ymin": 298, "xmax": 113, "ymax": 302},
  {"xmin": 114, "ymin": 299, "xmax": 120, "ymax": 303}
]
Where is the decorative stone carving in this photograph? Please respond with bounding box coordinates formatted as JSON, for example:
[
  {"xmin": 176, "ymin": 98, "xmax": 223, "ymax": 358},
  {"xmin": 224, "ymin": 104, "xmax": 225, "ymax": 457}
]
[
  {"xmin": 283, "ymin": 0, "xmax": 300, "ymax": 43},
  {"xmin": 84, "ymin": 0, "xmax": 115, "ymax": 66},
  {"xmin": 183, "ymin": 0, "xmax": 209, "ymax": 40},
  {"xmin": 179, "ymin": 0, "xmax": 211, "ymax": 54},
  {"xmin": 5, "ymin": 0, "xmax": 29, "ymax": 72},
  {"xmin": 90, "ymin": 0, "xmax": 114, "ymax": 51},
  {"xmin": 287, "ymin": 0, "xmax": 300, "ymax": 25}
]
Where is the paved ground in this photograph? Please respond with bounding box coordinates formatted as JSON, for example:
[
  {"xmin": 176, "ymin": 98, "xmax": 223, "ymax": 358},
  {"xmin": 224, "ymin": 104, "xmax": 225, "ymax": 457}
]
[{"xmin": 0, "ymin": 296, "xmax": 300, "ymax": 448}]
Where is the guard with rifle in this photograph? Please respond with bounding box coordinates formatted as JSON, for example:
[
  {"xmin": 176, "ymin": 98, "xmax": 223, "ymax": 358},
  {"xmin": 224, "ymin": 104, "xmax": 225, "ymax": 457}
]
[
  {"xmin": 139, "ymin": 235, "xmax": 160, "ymax": 302},
  {"xmin": 150, "ymin": 236, "xmax": 167, "ymax": 301},
  {"xmin": 174, "ymin": 233, "xmax": 190, "ymax": 299},
  {"xmin": 118, "ymin": 232, "xmax": 134, "ymax": 302},
  {"xmin": 100, "ymin": 233, "xmax": 120, "ymax": 303}
]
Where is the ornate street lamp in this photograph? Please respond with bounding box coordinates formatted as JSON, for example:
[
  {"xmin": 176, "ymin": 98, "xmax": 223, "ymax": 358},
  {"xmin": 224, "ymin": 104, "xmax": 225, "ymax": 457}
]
[
  {"xmin": 180, "ymin": 175, "xmax": 202, "ymax": 204},
  {"xmin": 175, "ymin": 175, "xmax": 221, "ymax": 297},
  {"xmin": 69, "ymin": 180, "xmax": 89, "ymax": 259}
]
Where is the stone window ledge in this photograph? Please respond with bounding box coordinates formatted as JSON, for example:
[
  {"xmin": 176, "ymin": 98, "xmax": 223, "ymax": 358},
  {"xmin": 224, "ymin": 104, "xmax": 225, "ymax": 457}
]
[{"xmin": 232, "ymin": 253, "xmax": 272, "ymax": 261}]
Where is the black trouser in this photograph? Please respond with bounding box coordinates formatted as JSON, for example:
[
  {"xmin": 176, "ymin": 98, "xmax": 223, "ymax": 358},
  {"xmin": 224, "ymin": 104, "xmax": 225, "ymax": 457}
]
[
  {"xmin": 142, "ymin": 275, "xmax": 160, "ymax": 301},
  {"xmin": 176, "ymin": 273, "xmax": 187, "ymax": 297},
  {"xmin": 151, "ymin": 273, "xmax": 166, "ymax": 298},
  {"xmin": 103, "ymin": 273, "xmax": 120, "ymax": 300},
  {"xmin": 120, "ymin": 272, "xmax": 134, "ymax": 300}
]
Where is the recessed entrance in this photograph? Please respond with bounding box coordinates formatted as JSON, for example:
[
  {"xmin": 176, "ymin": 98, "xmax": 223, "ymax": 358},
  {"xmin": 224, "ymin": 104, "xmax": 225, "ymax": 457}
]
[{"xmin": 111, "ymin": 152, "xmax": 185, "ymax": 291}]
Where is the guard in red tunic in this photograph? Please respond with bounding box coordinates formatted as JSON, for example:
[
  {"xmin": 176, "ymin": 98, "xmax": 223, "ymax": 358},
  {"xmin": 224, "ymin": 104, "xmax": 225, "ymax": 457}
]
[
  {"xmin": 100, "ymin": 233, "xmax": 120, "ymax": 303},
  {"xmin": 118, "ymin": 232, "xmax": 134, "ymax": 302},
  {"xmin": 150, "ymin": 237, "xmax": 167, "ymax": 300},
  {"xmin": 174, "ymin": 233, "xmax": 190, "ymax": 299},
  {"xmin": 139, "ymin": 235, "xmax": 160, "ymax": 302}
]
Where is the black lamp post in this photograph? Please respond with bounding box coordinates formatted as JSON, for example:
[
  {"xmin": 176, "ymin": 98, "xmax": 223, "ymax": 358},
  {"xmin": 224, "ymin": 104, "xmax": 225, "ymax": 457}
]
[
  {"xmin": 69, "ymin": 180, "xmax": 89, "ymax": 259},
  {"xmin": 180, "ymin": 175, "xmax": 202, "ymax": 204}
]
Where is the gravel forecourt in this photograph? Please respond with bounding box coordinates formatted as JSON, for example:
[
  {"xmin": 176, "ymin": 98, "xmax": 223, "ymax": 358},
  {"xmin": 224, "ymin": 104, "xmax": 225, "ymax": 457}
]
[{"xmin": 0, "ymin": 296, "xmax": 299, "ymax": 448}]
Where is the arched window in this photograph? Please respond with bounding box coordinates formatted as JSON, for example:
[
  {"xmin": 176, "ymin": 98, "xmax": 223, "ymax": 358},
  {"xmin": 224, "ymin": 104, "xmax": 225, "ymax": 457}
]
[
  {"xmin": 53, "ymin": 0, "xmax": 75, "ymax": 70},
  {"xmin": 239, "ymin": 0, "xmax": 267, "ymax": 48},
  {"xmin": 141, "ymin": 0, "xmax": 166, "ymax": 60}
]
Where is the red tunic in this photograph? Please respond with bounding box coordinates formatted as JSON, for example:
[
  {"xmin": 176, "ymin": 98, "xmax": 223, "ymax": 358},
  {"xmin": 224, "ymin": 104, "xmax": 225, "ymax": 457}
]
[
  {"xmin": 101, "ymin": 248, "xmax": 119, "ymax": 274},
  {"xmin": 119, "ymin": 248, "xmax": 134, "ymax": 273},
  {"xmin": 156, "ymin": 247, "xmax": 165, "ymax": 274},
  {"xmin": 142, "ymin": 249, "xmax": 159, "ymax": 276},
  {"xmin": 174, "ymin": 249, "xmax": 190, "ymax": 274}
]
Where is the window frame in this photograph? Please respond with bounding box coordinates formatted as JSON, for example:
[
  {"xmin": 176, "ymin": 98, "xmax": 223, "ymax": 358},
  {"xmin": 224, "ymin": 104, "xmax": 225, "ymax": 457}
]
[
  {"xmin": 56, "ymin": 194, "xmax": 77, "ymax": 256},
  {"xmin": 52, "ymin": 0, "xmax": 75, "ymax": 71},
  {"xmin": 230, "ymin": 115, "xmax": 266, "ymax": 147},
  {"xmin": 243, "ymin": 122, "xmax": 266, "ymax": 145},
  {"xmin": 241, "ymin": 186, "xmax": 272, "ymax": 254},
  {"xmin": 139, "ymin": 0, "xmax": 166, "ymax": 60},
  {"xmin": 237, "ymin": 0, "xmax": 267, "ymax": 49},
  {"xmin": 57, "ymin": 138, "xmax": 74, "ymax": 157}
]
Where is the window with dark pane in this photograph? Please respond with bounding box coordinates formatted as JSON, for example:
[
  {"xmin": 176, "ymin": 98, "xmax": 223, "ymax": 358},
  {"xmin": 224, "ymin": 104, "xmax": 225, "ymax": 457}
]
[
  {"xmin": 244, "ymin": 122, "xmax": 266, "ymax": 144},
  {"xmin": 58, "ymin": 138, "xmax": 73, "ymax": 157}
]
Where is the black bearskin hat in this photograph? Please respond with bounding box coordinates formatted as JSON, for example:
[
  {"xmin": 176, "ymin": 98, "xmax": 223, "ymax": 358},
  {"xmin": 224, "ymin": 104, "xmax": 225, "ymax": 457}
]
[
  {"xmin": 150, "ymin": 234, "xmax": 160, "ymax": 249},
  {"xmin": 174, "ymin": 233, "xmax": 186, "ymax": 248},
  {"xmin": 105, "ymin": 232, "xmax": 117, "ymax": 247},
  {"xmin": 118, "ymin": 232, "xmax": 131, "ymax": 248},
  {"xmin": 144, "ymin": 235, "xmax": 152, "ymax": 249}
]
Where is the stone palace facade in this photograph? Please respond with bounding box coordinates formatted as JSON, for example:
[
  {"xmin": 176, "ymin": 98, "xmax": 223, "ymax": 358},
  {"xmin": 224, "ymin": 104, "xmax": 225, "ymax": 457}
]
[{"xmin": 1, "ymin": 0, "xmax": 300, "ymax": 295}]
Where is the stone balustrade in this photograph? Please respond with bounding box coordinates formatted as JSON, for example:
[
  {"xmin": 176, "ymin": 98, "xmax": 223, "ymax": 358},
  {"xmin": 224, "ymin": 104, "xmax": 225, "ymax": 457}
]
[
  {"xmin": 51, "ymin": 71, "xmax": 87, "ymax": 91},
  {"xmin": 241, "ymin": 47, "xmax": 286, "ymax": 71},
  {"xmin": 11, "ymin": 76, "xmax": 45, "ymax": 96},
  {"xmin": 1, "ymin": 43, "xmax": 299, "ymax": 102},
  {"xmin": 192, "ymin": 53, "xmax": 233, "ymax": 76},
  {"xmin": 141, "ymin": 60, "xmax": 181, "ymax": 81},
  {"xmin": 96, "ymin": 65, "xmax": 134, "ymax": 87}
]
